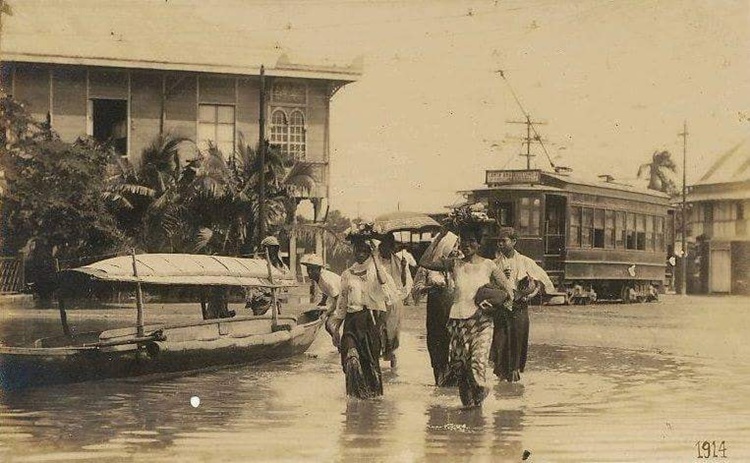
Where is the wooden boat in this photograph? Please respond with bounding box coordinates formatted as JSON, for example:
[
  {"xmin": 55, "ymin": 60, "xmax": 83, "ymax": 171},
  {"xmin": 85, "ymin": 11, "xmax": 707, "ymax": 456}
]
[{"xmin": 0, "ymin": 253, "xmax": 325, "ymax": 390}]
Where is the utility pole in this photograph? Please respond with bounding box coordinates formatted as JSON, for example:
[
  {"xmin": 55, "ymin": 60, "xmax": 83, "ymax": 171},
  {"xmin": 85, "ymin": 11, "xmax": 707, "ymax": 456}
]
[
  {"xmin": 506, "ymin": 115, "xmax": 547, "ymax": 170},
  {"xmin": 257, "ymin": 65, "xmax": 267, "ymax": 248},
  {"xmin": 678, "ymin": 121, "xmax": 688, "ymax": 296}
]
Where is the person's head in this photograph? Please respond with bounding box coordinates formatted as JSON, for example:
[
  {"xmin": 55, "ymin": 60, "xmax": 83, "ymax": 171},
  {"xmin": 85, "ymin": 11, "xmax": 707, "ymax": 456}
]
[
  {"xmin": 300, "ymin": 254, "xmax": 324, "ymax": 281},
  {"xmin": 496, "ymin": 227, "xmax": 518, "ymax": 257},
  {"xmin": 459, "ymin": 227, "xmax": 483, "ymax": 260},
  {"xmin": 352, "ymin": 239, "xmax": 372, "ymax": 264},
  {"xmin": 378, "ymin": 234, "xmax": 396, "ymax": 257}
]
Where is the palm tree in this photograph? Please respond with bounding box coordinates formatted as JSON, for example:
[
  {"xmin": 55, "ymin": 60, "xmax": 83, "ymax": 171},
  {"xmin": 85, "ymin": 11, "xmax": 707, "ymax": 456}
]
[{"xmin": 637, "ymin": 150, "xmax": 678, "ymax": 196}]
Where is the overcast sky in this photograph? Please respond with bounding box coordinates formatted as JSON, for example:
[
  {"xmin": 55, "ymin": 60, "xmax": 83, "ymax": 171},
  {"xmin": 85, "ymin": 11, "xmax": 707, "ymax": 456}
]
[{"xmin": 7, "ymin": 0, "xmax": 750, "ymax": 219}]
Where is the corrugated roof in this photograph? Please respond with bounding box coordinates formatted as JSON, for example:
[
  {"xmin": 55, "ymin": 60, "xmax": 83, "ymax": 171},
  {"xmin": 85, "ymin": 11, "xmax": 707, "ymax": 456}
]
[
  {"xmin": 64, "ymin": 254, "xmax": 296, "ymax": 288},
  {"xmin": 695, "ymin": 138, "xmax": 750, "ymax": 186},
  {"xmin": 2, "ymin": 2, "xmax": 361, "ymax": 81}
]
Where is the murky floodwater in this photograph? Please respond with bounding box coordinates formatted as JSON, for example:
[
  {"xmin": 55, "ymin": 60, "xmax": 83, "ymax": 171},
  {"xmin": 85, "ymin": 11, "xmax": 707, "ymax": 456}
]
[{"xmin": 1, "ymin": 297, "xmax": 749, "ymax": 462}]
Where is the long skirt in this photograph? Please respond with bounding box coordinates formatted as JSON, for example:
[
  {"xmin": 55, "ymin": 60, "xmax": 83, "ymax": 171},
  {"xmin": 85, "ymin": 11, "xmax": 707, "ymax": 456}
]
[
  {"xmin": 426, "ymin": 287, "xmax": 453, "ymax": 386},
  {"xmin": 381, "ymin": 301, "xmax": 402, "ymax": 361},
  {"xmin": 446, "ymin": 310, "xmax": 494, "ymax": 407},
  {"xmin": 490, "ymin": 302, "xmax": 530, "ymax": 382},
  {"xmin": 340, "ymin": 309, "xmax": 384, "ymax": 399}
]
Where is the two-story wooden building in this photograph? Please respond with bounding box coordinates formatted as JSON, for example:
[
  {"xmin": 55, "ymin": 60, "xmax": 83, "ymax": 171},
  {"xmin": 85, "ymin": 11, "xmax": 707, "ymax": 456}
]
[
  {"xmin": 0, "ymin": 2, "xmax": 361, "ymax": 277},
  {"xmin": 685, "ymin": 139, "xmax": 750, "ymax": 294}
]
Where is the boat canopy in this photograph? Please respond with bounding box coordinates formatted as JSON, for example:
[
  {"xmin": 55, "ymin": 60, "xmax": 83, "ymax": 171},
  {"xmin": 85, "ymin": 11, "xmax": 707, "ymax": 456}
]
[{"xmin": 61, "ymin": 254, "xmax": 297, "ymax": 288}]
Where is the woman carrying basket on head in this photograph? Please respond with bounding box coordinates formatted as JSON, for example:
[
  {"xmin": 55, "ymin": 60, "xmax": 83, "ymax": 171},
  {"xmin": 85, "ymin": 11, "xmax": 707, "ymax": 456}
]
[
  {"xmin": 420, "ymin": 204, "xmax": 515, "ymax": 408},
  {"xmin": 326, "ymin": 223, "xmax": 399, "ymax": 399}
]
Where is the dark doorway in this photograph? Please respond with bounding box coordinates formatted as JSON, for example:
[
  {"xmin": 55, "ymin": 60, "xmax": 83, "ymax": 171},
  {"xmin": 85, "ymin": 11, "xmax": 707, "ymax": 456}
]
[{"xmin": 92, "ymin": 99, "xmax": 127, "ymax": 155}]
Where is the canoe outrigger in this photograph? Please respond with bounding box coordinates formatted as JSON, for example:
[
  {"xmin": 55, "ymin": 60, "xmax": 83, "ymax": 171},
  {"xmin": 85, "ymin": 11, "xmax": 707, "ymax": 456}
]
[{"xmin": 0, "ymin": 253, "xmax": 325, "ymax": 390}]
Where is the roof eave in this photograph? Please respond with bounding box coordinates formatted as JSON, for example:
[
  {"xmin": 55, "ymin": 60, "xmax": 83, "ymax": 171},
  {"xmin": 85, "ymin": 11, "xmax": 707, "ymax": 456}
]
[{"xmin": 4, "ymin": 52, "xmax": 362, "ymax": 82}]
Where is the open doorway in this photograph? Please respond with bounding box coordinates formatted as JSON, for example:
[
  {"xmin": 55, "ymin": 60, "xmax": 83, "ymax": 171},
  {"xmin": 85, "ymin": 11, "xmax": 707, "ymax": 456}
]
[{"xmin": 91, "ymin": 99, "xmax": 128, "ymax": 155}]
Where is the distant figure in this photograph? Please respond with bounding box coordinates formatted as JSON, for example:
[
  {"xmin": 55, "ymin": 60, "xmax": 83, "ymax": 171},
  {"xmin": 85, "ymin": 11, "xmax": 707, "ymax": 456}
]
[
  {"xmin": 300, "ymin": 253, "xmax": 342, "ymax": 345},
  {"xmin": 246, "ymin": 235, "xmax": 289, "ymax": 316},
  {"xmin": 327, "ymin": 229, "xmax": 398, "ymax": 399},
  {"xmin": 396, "ymin": 245, "xmax": 418, "ymax": 305},
  {"xmin": 492, "ymin": 227, "xmax": 555, "ymax": 383},
  {"xmin": 375, "ymin": 234, "xmax": 413, "ymax": 369}
]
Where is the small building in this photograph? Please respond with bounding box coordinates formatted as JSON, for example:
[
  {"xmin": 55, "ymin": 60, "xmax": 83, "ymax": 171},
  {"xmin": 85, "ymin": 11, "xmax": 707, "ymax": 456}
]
[{"xmin": 685, "ymin": 139, "xmax": 750, "ymax": 294}]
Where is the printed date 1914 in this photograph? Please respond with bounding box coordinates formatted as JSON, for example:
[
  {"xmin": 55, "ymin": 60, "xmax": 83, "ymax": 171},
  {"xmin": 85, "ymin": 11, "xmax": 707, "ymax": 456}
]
[{"xmin": 695, "ymin": 441, "xmax": 727, "ymax": 459}]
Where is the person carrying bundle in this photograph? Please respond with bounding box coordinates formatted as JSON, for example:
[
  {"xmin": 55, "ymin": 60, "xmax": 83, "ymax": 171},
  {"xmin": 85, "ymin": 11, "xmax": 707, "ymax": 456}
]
[{"xmin": 326, "ymin": 223, "xmax": 398, "ymax": 399}]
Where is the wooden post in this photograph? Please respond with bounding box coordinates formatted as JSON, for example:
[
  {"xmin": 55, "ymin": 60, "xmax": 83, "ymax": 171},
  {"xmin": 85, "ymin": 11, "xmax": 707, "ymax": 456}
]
[
  {"xmin": 264, "ymin": 247, "xmax": 278, "ymax": 329},
  {"xmin": 258, "ymin": 65, "xmax": 267, "ymax": 248},
  {"xmin": 131, "ymin": 249, "xmax": 144, "ymax": 337},
  {"xmin": 53, "ymin": 257, "xmax": 70, "ymax": 336}
]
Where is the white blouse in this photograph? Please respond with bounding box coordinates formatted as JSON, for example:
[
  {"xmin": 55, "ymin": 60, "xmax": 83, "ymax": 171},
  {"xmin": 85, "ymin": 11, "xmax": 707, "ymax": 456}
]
[{"xmin": 449, "ymin": 257, "xmax": 499, "ymax": 320}]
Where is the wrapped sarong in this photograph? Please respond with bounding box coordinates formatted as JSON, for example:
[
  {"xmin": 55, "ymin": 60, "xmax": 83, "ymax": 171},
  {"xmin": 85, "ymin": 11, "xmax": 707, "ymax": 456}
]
[
  {"xmin": 381, "ymin": 301, "xmax": 402, "ymax": 360},
  {"xmin": 340, "ymin": 309, "xmax": 384, "ymax": 398},
  {"xmin": 447, "ymin": 310, "xmax": 494, "ymax": 406},
  {"xmin": 490, "ymin": 301, "xmax": 529, "ymax": 382}
]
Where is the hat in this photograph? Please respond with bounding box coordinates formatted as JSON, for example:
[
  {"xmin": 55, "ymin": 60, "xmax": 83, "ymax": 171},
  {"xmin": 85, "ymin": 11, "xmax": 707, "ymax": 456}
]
[
  {"xmin": 344, "ymin": 222, "xmax": 378, "ymax": 242},
  {"xmin": 299, "ymin": 254, "xmax": 325, "ymax": 268},
  {"xmin": 260, "ymin": 236, "xmax": 280, "ymax": 247}
]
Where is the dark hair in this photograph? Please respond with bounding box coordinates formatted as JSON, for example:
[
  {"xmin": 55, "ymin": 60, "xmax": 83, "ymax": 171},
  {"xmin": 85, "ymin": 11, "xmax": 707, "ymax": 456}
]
[
  {"xmin": 459, "ymin": 226, "xmax": 484, "ymax": 243},
  {"xmin": 496, "ymin": 227, "xmax": 518, "ymax": 240}
]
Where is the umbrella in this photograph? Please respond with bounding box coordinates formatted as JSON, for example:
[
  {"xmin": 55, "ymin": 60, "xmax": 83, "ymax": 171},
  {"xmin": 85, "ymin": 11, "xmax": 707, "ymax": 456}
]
[{"xmin": 372, "ymin": 211, "xmax": 441, "ymax": 234}]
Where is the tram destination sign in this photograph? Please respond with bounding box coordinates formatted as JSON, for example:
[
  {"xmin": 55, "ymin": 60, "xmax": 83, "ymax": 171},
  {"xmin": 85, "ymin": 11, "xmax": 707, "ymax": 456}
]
[{"xmin": 485, "ymin": 169, "xmax": 542, "ymax": 185}]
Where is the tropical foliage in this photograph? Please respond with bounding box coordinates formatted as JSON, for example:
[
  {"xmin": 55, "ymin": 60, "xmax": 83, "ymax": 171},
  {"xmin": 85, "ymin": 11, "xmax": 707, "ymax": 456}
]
[
  {"xmin": 637, "ymin": 150, "xmax": 679, "ymax": 196},
  {"xmin": 1, "ymin": 95, "xmax": 125, "ymax": 297}
]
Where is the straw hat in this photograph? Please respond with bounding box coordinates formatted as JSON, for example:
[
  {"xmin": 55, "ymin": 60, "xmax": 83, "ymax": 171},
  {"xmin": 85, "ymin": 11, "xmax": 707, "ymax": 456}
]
[
  {"xmin": 260, "ymin": 236, "xmax": 280, "ymax": 247},
  {"xmin": 299, "ymin": 254, "xmax": 326, "ymax": 268}
]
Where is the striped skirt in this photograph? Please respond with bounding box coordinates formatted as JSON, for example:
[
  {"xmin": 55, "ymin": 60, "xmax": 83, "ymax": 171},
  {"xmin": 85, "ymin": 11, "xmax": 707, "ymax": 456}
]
[{"xmin": 446, "ymin": 310, "xmax": 494, "ymax": 405}]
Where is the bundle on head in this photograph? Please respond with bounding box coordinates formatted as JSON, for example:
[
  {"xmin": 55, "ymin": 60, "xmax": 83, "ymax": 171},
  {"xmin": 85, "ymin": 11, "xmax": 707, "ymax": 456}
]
[
  {"xmin": 445, "ymin": 203, "xmax": 495, "ymax": 234},
  {"xmin": 344, "ymin": 222, "xmax": 378, "ymax": 242}
]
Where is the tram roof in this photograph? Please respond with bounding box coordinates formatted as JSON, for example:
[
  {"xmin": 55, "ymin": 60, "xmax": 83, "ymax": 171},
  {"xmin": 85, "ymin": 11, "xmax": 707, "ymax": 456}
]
[{"xmin": 475, "ymin": 169, "xmax": 670, "ymax": 200}]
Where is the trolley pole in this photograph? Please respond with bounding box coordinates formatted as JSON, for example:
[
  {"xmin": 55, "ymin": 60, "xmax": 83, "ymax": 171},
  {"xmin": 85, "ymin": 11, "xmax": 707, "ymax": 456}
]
[{"xmin": 678, "ymin": 121, "xmax": 688, "ymax": 296}]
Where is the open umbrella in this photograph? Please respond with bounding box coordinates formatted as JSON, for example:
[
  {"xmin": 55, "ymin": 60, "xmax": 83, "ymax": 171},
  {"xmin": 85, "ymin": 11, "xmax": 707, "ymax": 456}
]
[{"xmin": 372, "ymin": 211, "xmax": 441, "ymax": 234}]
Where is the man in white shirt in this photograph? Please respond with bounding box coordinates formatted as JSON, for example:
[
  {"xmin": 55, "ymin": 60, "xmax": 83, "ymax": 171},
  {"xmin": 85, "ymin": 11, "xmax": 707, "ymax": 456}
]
[
  {"xmin": 492, "ymin": 227, "xmax": 555, "ymax": 382},
  {"xmin": 299, "ymin": 254, "xmax": 341, "ymax": 318}
]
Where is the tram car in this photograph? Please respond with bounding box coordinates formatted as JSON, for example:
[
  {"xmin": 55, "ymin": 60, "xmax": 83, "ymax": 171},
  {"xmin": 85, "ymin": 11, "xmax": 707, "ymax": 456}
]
[{"xmin": 465, "ymin": 168, "xmax": 675, "ymax": 303}]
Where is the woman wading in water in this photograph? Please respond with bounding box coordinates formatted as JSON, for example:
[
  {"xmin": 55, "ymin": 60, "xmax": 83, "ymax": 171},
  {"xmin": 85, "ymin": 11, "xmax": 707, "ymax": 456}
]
[
  {"xmin": 420, "ymin": 205, "xmax": 514, "ymax": 407},
  {"xmin": 326, "ymin": 224, "xmax": 398, "ymax": 399}
]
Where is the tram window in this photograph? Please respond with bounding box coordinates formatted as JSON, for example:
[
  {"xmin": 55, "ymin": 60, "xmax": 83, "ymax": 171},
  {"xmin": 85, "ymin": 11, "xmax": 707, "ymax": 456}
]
[
  {"xmin": 531, "ymin": 198, "xmax": 541, "ymax": 235},
  {"xmin": 615, "ymin": 211, "xmax": 625, "ymax": 248},
  {"xmin": 518, "ymin": 197, "xmax": 541, "ymax": 236},
  {"xmin": 570, "ymin": 207, "xmax": 581, "ymax": 247},
  {"xmin": 636, "ymin": 214, "xmax": 646, "ymax": 250},
  {"xmin": 496, "ymin": 202, "xmax": 513, "ymax": 227},
  {"xmin": 625, "ymin": 212, "xmax": 636, "ymax": 250},
  {"xmin": 604, "ymin": 210, "xmax": 615, "ymax": 248},
  {"xmin": 646, "ymin": 215, "xmax": 654, "ymax": 251},
  {"xmin": 593, "ymin": 209, "xmax": 605, "ymax": 248},
  {"xmin": 655, "ymin": 216, "xmax": 664, "ymax": 251},
  {"xmin": 581, "ymin": 207, "xmax": 593, "ymax": 248}
]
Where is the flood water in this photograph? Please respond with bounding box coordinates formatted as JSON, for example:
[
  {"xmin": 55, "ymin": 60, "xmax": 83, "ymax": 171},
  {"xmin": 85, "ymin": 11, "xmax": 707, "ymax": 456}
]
[{"xmin": 1, "ymin": 296, "xmax": 749, "ymax": 462}]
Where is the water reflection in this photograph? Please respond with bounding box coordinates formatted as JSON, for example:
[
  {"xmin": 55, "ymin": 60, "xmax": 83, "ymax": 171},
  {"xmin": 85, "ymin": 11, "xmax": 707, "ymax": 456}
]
[
  {"xmin": 424, "ymin": 404, "xmax": 487, "ymax": 460},
  {"xmin": 1, "ymin": 314, "xmax": 749, "ymax": 462}
]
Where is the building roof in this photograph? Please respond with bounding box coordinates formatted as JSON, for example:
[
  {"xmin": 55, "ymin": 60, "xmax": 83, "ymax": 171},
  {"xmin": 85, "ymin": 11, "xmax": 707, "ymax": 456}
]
[
  {"xmin": 2, "ymin": 2, "xmax": 362, "ymax": 82},
  {"xmin": 695, "ymin": 138, "xmax": 750, "ymax": 186}
]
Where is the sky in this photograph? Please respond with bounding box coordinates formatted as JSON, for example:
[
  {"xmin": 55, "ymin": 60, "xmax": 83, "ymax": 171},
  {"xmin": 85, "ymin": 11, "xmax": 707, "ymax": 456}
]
[{"xmin": 5, "ymin": 0, "xmax": 750, "ymax": 220}]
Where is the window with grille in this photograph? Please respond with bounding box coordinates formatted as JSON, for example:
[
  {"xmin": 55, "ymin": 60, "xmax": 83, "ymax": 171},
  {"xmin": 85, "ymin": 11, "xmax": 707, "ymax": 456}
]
[
  {"xmin": 269, "ymin": 108, "xmax": 306, "ymax": 161},
  {"xmin": 198, "ymin": 104, "xmax": 235, "ymax": 159}
]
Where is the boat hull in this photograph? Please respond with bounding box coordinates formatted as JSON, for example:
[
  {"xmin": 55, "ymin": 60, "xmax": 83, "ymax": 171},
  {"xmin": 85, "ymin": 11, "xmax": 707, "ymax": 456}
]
[{"xmin": 0, "ymin": 309, "xmax": 325, "ymax": 390}]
